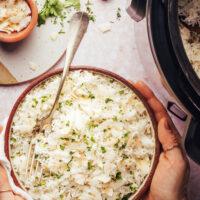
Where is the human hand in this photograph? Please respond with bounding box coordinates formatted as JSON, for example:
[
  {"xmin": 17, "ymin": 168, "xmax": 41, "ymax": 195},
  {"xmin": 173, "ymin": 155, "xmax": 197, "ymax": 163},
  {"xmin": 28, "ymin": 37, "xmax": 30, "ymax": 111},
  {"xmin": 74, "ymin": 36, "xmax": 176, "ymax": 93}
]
[
  {"xmin": 0, "ymin": 125, "xmax": 24, "ymax": 200},
  {"xmin": 134, "ymin": 82, "xmax": 189, "ymax": 200}
]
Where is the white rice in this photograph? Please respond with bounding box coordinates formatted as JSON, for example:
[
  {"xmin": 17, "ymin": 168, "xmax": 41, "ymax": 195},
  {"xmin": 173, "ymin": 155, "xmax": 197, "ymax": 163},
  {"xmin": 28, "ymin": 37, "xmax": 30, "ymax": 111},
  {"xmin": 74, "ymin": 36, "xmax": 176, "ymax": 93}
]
[
  {"xmin": 10, "ymin": 70, "xmax": 155, "ymax": 200},
  {"xmin": 178, "ymin": 0, "xmax": 200, "ymax": 79}
]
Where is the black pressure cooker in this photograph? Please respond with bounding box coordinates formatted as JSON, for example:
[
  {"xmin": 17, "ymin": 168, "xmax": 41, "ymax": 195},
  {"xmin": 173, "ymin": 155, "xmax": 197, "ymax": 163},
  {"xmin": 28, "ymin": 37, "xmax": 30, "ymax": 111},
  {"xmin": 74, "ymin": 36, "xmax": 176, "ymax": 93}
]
[{"xmin": 127, "ymin": 0, "xmax": 200, "ymax": 164}]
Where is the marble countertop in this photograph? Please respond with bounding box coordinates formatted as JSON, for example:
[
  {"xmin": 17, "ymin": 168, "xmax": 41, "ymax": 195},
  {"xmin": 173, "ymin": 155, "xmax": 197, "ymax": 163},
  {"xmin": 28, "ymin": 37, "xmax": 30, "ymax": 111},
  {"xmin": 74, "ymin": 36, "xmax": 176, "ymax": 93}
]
[{"xmin": 0, "ymin": 1, "xmax": 199, "ymax": 199}]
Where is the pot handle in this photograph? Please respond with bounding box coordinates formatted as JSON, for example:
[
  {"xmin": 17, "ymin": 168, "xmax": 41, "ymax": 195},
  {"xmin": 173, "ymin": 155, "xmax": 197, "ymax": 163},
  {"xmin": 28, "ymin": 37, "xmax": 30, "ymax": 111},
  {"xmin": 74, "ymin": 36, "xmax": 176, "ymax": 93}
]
[{"xmin": 126, "ymin": 0, "xmax": 147, "ymax": 22}]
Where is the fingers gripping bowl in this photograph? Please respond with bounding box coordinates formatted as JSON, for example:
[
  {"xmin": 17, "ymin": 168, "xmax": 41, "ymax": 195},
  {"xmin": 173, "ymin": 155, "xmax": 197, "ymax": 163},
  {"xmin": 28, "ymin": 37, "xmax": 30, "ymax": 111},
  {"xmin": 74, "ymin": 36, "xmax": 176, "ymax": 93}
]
[{"xmin": 5, "ymin": 67, "xmax": 160, "ymax": 200}]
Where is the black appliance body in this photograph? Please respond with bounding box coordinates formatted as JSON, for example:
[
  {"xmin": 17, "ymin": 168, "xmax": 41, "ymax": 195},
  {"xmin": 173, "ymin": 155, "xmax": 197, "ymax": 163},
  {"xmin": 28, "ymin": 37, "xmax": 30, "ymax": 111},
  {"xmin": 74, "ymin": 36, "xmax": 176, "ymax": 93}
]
[{"xmin": 127, "ymin": 0, "xmax": 200, "ymax": 164}]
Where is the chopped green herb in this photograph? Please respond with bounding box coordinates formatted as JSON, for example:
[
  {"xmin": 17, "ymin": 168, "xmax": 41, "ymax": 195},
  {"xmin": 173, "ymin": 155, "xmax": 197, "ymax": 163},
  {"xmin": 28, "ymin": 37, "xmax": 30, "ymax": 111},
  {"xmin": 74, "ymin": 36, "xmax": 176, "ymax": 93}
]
[
  {"xmin": 41, "ymin": 95, "xmax": 49, "ymax": 103},
  {"xmin": 101, "ymin": 146, "xmax": 106, "ymax": 153},
  {"xmin": 34, "ymin": 180, "xmax": 46, "ymax": 187},
  {"xmin": 58, "ymin": 29, "xmax": 65, "ymax": 34},
  {"xmin": 119, "ymin": 90, "xmax": 124, "ymax": 95},
  {"xmin": 122, "ymin": 193, "xmax": 133, "ymax": 200},
  {"xmin": 88, "ymin": 121, "xmax": 98, "ymax": 129},
  {"xmin": 109, "ymin": 79, "xmax": 114, "ymax": 83},
  {"xmin": 38, "ymin": 0, "xmax": 81, "ymax": 26},
  {"xmin": 11, "ymin": 137, "xmax": 17, "ymax": 143},
  {"xmin": 38, "ymin": 0, "xmax": 64, "ymax": 26},
  {"xmin": 114, "ymin": 139, "xmax": 120, "ymax": 148},
  {"xmin": 32, "ymin": 98, "xmax": 38, "ymax": 108},
  {"xmin": 58, "ymin": 102, "xmax": 62, "ymax": 110},
  {"xmin": 85, "ymin": 0, "xmax": 96, "ymax": 22},
  {"xmin": 66, "ymin": 156, "xmax": 74, "ymax": 171},
  {"xmin": 59, "ymin": 194, "xmax": 64, "ymax": 200},
  {"xmin": 52, "ymin": 173, "xmax": 62, "ymax": 179},
  {"xmin": 60, "ymin": 137, "xmax": 70, "ymax": 141},
  {"xmin": 65, "ymin": 121, "xmax": 70, "ymax": 126},
  {"xmin": 65, "ymin": 100, "xmax": 73, "ymax": 106},
  {"xmin": 112, "ymin": 116, "xmax": 118, "ymax": 122},
  {"xmin": 83, "ymin": 135, "xmax": 89, "ymax": 145},
  {"xmin": 130, "ymin": 183, "xmax": 138, "ymax": 192},
  {"xmin": 116, "ymin": 7, "xmax": 121, "ymax": 20},
  {"xmin": 64, "ymin": 0, "xmax": 81, "ymax": 9},
  {"xmin": 87, "ymin": 161, "xmax": 94, "ymax": 170},
  {"xmin": 115, "ymin": 171, "xmax": 122, "ymax": 180},
  {"xmin": 122, "ymin": 154, "xmax": 128, "ymax": 159},
  {"xmin": 88, "ymin": 91, "xmax": 95, "ymax": 99},
  {"xmin": 105, "ymin": 98, "xmax": 113, "ymax": 103},
  {"xmin": 60, "ymin": 144, "xmax": 65, "ymax": 150},
  {"xmin": 87, "ymin": 146, "xmax": 92, "ymax": 151},
  {"xmin": 124, "ymin": 131, "xmax": 130, "ymax": 138},
  {"xmin": 90, "ymin": 135, "xmax": 95, "ymax": 143},
  {"xmin": 119, "ymin": 143, "xmax": 127, "ymax": 150}
]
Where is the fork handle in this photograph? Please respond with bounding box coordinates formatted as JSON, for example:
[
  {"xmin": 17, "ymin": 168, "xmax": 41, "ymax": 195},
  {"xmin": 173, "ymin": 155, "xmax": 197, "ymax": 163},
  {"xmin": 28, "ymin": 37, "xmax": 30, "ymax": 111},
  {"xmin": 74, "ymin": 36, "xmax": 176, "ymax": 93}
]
[{"xmin": 47, "ymin": 12, "xmax": 89, "ymax": 119}]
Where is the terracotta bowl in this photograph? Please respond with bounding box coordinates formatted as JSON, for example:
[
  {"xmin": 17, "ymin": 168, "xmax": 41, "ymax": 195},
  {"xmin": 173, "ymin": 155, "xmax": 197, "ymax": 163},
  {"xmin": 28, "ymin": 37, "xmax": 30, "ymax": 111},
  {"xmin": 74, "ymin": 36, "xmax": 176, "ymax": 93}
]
[
  {"xmin": 5, "ymin": 67, "xmax": 160, "ymax": 200},
  {"xmin": 0, "ymin": 0, "xmax": 38, "ymax": 43}
]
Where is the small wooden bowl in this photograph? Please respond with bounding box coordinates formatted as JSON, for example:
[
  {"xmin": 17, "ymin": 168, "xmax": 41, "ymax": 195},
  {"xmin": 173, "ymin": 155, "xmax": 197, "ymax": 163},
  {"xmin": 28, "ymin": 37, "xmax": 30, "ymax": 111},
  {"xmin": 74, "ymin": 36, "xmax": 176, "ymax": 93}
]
[
  {"xmin": 0, "ymin": 0, "xmax": 38, "ymax": 43},
  {"xmin": 5, "ymin": 67, "xmax": 160, "ymax": 200}
]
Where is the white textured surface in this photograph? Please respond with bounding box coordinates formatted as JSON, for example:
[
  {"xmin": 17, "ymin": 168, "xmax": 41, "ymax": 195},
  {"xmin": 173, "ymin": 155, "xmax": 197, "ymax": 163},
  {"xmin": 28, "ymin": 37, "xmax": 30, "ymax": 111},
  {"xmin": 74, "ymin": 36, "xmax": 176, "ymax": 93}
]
[{"xmin": 0, "ymin": 0, "xmax": 199, "ymax": 199}]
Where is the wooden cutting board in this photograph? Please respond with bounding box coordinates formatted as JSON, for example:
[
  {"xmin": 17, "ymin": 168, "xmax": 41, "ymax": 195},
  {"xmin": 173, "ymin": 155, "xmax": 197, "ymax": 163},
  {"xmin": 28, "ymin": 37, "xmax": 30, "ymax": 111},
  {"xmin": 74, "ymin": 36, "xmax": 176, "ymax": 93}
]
[{"xmin": 0, "ymin": 62, "xmax": 18, "ymax": 84}]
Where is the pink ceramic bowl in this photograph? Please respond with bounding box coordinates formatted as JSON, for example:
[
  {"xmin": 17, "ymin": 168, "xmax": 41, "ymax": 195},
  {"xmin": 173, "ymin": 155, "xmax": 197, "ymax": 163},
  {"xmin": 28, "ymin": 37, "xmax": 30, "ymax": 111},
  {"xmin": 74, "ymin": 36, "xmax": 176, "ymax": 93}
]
[
  {"xmin": 0, "ymin": 0, "xmax": 38, "ymax": 43},
  {"xmin": 5, "ymin": 67, "xmax": 160, "ymax": 200}
]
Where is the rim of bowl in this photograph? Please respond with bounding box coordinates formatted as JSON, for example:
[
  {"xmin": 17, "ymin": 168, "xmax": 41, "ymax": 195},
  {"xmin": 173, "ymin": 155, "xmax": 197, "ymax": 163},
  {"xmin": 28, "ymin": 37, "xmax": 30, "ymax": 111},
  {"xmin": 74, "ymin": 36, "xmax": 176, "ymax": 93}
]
[
  {"xmin": 0, "ymin": 0, "xmax": 38, "ymax": 43},
  {"xmin": 5, "ymin": 66, "xmax": 160, "ymax": 200}
]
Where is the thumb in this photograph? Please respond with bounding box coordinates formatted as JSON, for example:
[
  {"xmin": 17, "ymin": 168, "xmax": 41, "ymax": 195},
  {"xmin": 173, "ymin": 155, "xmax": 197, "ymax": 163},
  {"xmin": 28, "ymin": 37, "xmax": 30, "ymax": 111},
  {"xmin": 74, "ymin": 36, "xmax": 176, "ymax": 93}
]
[
  {"xmin": 158, "ymin": 118, "xmax": 180, "ymax": 152},
  {"xmin": 0, "ymin": 125, "xmax": 3, "ymax": 133}
]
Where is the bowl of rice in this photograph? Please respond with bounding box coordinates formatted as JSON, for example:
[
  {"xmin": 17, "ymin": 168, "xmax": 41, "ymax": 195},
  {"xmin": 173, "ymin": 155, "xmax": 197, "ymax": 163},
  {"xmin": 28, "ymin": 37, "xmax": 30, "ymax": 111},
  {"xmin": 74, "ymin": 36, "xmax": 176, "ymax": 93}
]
[{"xmin": 5, "ymin": 67, "xmax": 160, "ymax": 200}]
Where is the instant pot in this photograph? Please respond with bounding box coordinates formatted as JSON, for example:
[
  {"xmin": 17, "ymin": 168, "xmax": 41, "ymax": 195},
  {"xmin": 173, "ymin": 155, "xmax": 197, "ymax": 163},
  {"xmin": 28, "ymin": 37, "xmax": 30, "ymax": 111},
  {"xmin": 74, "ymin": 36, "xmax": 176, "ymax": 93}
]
[{"xmin": 127, "ymin": 0, "xmax": 200, "ymax": 164}]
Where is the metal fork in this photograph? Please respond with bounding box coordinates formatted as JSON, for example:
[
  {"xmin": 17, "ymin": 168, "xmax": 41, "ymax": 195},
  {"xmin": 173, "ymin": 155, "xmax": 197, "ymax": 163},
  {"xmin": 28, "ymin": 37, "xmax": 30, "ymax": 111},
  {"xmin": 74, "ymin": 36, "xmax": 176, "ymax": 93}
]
[{"xmin": 25, "ymin": 12, "xmax": 89, "ymax": 179}]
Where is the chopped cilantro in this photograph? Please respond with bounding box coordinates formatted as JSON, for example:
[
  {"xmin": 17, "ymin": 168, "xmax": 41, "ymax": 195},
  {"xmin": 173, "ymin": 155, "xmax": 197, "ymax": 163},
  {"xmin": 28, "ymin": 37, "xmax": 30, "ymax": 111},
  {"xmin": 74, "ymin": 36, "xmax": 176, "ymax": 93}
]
[
  {"xmin": 112, "ymin": 116, "xmax": 118, "ymax": 122},
  {"xmin": 130, "ymin": 183, "xmax": 138, "ymax": 192},
  {"xmin": 122, "ymin": 193, "xmax": 133, "ymax": 200},
  {"xmin": 101, "ymin": 146, "xmax": 106, "ymax": 153},
  {"xmin": 114, "ymin": 139, "xmax": 120, "ymax": 148},
  {"xmin": 116, "ymin": 7, "xmax": 121, "ymax": 20},
  {"xmin": 59, "ymin": 194, "xmax": 64, "ymax": 200},
  {"xmin": 58, "ymin": 102, "xmax": 62, "ymax": 110},
  {"xmin": 83, "ymin": 135, "xmax": 89, "ymax": 145},
  {"xmin": 85, "ymin": 0, "xmax": 96, "ymax": 22},
  {"xmin": 88, "ymin": 91, "xmax": 95, "ymax": 99},
  {"xmin": 38, "ymin": 0, "xmax": 80, "ymax": 26},
  {"xmin": 38, "ymin": 0, "xmax": 64, "ymax": 26},
  {"xmin": 60, "ymin": 144, "xmax": 65, "ymax": 150},
  {"xmin": 87, "ymin": 146, "xmax": 92, "ymax": 151},
  {"xmin": 119, "ymin": 90, "xmax": 124, "ymax": 95},
  {"xmin": 65, "ymin": 100, "xmax": 73, "ymax": 106},
  {"xmin": 124, "ymin": 131, "xmax": 130, "ymax": 138},
  {"xmin": 87, "ymin": 161, "xmax": 94, "ymax": 170},
  {"xmin": 105, "ymin": 98, "xmax": 113, "ymax": 103},
  {"xmin": 88, "ymin": 121, "xmax": 98, "ymax": 129},
  {"xmin": 109, "ymin": 79, "xmax": 114, "ymax": 83},
  {"xmin": 115, "ymin": 171, "xmax": 122, "ymax": 180},
  {"xmin": 32, "ymin": 98, "xmax": 38, "ymax": 108},
  {"xmin": 11, "ymin": 137, "xmax": 17, "ymax": 143},
  {"xmin": 90, "ymin": 135, "xmax": 95, "ymax": 143},
  {"xmin": 119, "ymin": 143, "xmax": 127, "ymax": 150},
  {"xmin": 41, "ymin": 95, "xmax": 49, "ymax": 103}
]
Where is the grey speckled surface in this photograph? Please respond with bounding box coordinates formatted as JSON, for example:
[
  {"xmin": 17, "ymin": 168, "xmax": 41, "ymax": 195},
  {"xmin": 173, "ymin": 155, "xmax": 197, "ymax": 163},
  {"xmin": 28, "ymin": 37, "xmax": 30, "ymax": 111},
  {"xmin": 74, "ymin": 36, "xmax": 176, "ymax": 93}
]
[{"xmin": 0, "ymin": 1, "xmax": 199, "ymax": 199}]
